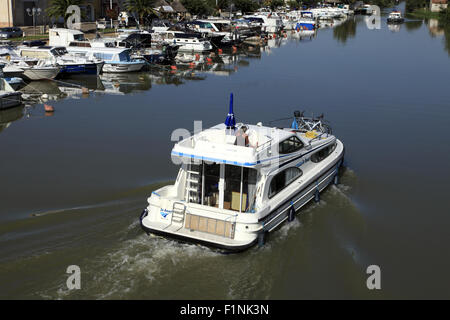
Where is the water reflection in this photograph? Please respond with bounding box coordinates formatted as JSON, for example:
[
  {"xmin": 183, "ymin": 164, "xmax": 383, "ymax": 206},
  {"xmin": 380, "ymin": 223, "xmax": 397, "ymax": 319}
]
[
  {"xmin": 333, "ymin": 18, "xmax": 357, "ymax": 44},
  {"xmin": 4, "ymin": 14, "xmax": 450, "ymax": 133},
  {"xmin": 100, "ymin": 73, "xmax": 152, "ymax": 94},
  {"xmin": 426, "ymin": 19, "xmax": 450, "ymax": 55},
  {"xmin": 0, "ymin": 105, "xmax": 24, "ymax": 134},
  {"xmin": 404, "ymin": 20, "xmax": 423, "ymax": 32},
  {"xmin": 388, "ymin": 23, "xmax": 401, "ymax": 32},
  {"xmin": 21, "ymin": 80, "xmax": 66, "ymax": 105}
]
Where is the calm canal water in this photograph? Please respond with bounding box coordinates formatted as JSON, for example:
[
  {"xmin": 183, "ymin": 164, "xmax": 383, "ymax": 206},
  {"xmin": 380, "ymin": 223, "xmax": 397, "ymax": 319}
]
[{"xmin": 1, "ymin": 10, "xmax": 450, "ymax": 299}]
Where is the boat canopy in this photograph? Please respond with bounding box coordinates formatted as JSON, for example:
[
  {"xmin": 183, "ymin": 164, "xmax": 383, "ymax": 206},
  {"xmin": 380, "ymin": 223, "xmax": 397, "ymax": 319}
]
[{"xmin": 171, "ymin": 123, "xmax": 298, "ymax": 168}]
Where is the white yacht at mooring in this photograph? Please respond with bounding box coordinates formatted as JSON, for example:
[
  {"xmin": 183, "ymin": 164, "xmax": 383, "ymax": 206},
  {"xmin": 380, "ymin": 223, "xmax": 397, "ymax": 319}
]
[{"xmin": 140, "ymin": 94, "xmax": 345, "ymax": 251}]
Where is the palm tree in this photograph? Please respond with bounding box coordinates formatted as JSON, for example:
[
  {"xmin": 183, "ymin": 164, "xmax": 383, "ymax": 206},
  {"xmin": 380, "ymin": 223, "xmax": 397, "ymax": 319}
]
[
  {"xmin": 47, "ymin": 0, "xmax": 84, "ymax": 27},
  {"xmin": 125, "ymin": 0, "xmax": 158, "ymax": 27}
]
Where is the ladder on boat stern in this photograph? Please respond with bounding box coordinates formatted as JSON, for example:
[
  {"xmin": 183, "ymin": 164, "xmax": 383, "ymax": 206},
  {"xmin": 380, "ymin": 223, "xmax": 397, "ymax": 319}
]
[
  {"xmin": 185, "ymin": 162, "xmax": 201, "ymax": 204},
  {"xmin": 171, "ymin": 202, "xmax": 186, "ymax": 225}
]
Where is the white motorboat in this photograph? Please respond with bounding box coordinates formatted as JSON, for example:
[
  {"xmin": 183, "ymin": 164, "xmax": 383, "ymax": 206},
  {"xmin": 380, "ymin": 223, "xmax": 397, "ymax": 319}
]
[
  {"xmin": 12, "ymin": 60, "xmax": 61, "ymax": 80},
  {"xmin": 0, "ymin": 64, "xmax": 22, "ymax": 110},
  {"xmin": 17, "ymin": 46, "xmax": 104, "ymax": 75},
  {"xmin": 140, "ymin": 95, "xmax": 345, "ymax": 251},
  {"xmin": 243, "ymin": 14, "xmax": 283, "ymax": 34},
  {"xmin": 187, "ymin": 19, "xmax": 242, "ymax": 46},
  {"xmin": 66, "ymin": 47, "xmax": 145, "ymax": 73},
  {"xmin": 152, "ymin": 30, "xmax": 213, "ymax": 52},
  {"xmin": 49, "ymin": 28, "xmax": 145, "ymax": 73},
  {"xmin": 1, "ymin": 62, "xmax": 24, "ymax": 78},
  {"xmin": 387, "ymin": 11, "xmax": 404, "ymax": 24}
]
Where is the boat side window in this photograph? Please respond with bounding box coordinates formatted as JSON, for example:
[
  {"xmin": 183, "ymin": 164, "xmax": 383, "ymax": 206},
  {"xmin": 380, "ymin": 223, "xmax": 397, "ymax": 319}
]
[
  {"xmin": 73, "ymin": 34, "xmax": 86, "ymax": 41},
  {"xmin": 93, "ymin": 52, "xmax": 114, "ymax": 61},
  {"xmin": 279, "ymin": 136, "xmax": 303, "ymax": 154},
  {"xmin": 311, "ymin": 143, "xmax": 337, "ymax": 163},
  {"xmin": 268, "ymin": 167, "xmax": 302, "ymax": 199}
]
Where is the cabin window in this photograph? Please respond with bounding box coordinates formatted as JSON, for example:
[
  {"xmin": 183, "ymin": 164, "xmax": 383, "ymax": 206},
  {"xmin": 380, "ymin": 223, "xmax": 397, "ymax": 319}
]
[
  {"xmin": 279, "ymin": 136, "xmax": 303, "ymax": 154},
  {"xmin": 93, "ymin": 52, "xmax": 113, "ymax": 61},
  {"xmin": 268, "ymin": 167, "xmax": 302, "ymax": 198},
  {"xmin": 311, "ymin": 143, "xmax": 336, "ymax": 163},
  {"xmin": 223, "ymin": 165, "xmax": 257, "ymax": 212},
  {"xmin": 73, "ymin": 34, "xmax": 86, "ymax": 41}
]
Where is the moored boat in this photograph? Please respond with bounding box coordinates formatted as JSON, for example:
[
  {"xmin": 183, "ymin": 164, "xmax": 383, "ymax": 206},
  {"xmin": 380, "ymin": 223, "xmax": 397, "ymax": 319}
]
[
  {"xmin": 16, "ymin": 60, "xmax": 61, "ymax": 80},
  {"xmin": 17, "ymin": 46, "xmax": 104, "ymax": 76},
  {"xmin": 387, "ymin": 11, "xmax": 404, "ymax": 24},
  {"xmin": 0, "ymin": 64, "xmax": 22, "ymax": 110}
]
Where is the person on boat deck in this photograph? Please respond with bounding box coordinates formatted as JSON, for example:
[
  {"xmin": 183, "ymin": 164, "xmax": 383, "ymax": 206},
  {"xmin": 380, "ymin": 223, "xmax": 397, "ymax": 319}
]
[
  {"xmin": 235, "ymin": 126, "xmax": 258, "ymax": 148},
  {"xmin": 236, "ymin": 125, "xmax": 249, "ymax": 147}
]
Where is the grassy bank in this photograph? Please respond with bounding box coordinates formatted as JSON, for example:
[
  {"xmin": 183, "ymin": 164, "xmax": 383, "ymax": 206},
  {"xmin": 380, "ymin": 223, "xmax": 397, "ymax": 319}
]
[
  {"xmin": 8, "ymin": 34, "xmax": 48, "ymax": 43},
  {"xmin": 406, "ymin": 8, "xmax": 441, "ymax": 19}
]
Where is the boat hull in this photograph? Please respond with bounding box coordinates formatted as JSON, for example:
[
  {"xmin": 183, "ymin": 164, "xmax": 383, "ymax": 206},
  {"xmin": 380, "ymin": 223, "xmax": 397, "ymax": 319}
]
[
  {"xmin": 102, "ymin": 61, "xmax": 145, "ymax": 73},
  {"xmin": 140, "ymin": 140, "xmax": 345, "ymax": 252},
  {"xmin": 387, "ymin": 18, "xmax": 404, "ymax": 23},
  {"xmin": 295, "ymin": 22, "xmax": 315, "ymax": 31},
  {"xmin": 22, "ymin": 67, "xmax": 61, "ymax": 80},
  {"xmin": 59, "ymin": 62, "xmax": 104, "ymax": 75},
  {"xmin": 0, "ymin": 91, "xmax": 22, "ymax": 110}
]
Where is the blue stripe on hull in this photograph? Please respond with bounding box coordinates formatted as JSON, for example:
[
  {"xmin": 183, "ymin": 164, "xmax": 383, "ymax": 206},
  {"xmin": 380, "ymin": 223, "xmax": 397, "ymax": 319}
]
[
  {"xmin": 60, "ymin": 65, "xmax": 98, "ymax": 75},
  {"xmin": 296, "ymin": 23, "xmax": 315, "ymax": 30}
]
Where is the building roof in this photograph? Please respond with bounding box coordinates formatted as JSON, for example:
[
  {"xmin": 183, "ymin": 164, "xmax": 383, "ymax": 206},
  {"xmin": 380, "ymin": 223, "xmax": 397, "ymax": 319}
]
[{"xmin": 431, "ymin": 0, "xmax": 448, "ymax": 4}]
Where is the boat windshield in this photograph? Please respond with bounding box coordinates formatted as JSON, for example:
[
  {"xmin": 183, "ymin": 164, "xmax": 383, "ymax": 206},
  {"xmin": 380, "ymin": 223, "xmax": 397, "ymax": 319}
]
[
  {"xmin": 118, "ymin": 50, "xmax": 131, "ymax": 62},
  {"xmin": 51, "ymin": 47, "xmax": 68, "ymax": 56},
  {"xmin": 246, "ymin": 17, "xmax": 265, "ymax": 24}
]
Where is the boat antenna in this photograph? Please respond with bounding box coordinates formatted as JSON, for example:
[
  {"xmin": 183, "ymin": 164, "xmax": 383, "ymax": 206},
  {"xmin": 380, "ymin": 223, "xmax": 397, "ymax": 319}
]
[{"xmin": 225, "ymin": 92, "xmax": 236, "ymax": 130}]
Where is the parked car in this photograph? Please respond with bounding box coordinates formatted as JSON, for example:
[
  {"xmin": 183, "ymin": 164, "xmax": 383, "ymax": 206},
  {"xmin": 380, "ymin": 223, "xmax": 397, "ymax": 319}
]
[{"xmin": 0, "ymin": 27, "xmax": 23, "ymax": 39}]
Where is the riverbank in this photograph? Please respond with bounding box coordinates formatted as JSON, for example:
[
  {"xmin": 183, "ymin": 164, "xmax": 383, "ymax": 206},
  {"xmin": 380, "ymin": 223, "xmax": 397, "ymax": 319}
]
[{"xmin": 406, "ymin": 8, "xmax": 441, "ymax": 19}]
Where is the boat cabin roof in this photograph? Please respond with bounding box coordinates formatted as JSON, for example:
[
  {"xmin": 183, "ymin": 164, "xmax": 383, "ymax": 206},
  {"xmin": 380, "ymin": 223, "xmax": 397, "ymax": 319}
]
[
  {"xmin": 172, "ymin": 122, "xmax": 331, "ymax": 168},
  {"xmin": 50, "ymin": 28, "xmax": 84, "ymax": 35}
]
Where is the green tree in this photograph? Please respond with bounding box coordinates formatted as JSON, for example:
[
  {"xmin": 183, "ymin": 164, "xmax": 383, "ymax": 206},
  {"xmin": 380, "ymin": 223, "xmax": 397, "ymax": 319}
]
[
  {"xmin": 300, "ymin": 0, "xmax": 318, "ymax": 8},
  {"xmin": 47, "ymin": 0, "xmax": 84, "ymax": 26},
  {"xmin": 333, "ymin": 18, "xmax": 356, "ymax": 44},
  {"xmin": 405, "ymin": 0, "xmax": 428, "ymax": 13},
  {"xmin": 181, "ymin": 0, "xmax": 213, "ymax": 16},
  {"xmin": 125, "ymin": 0, "xmax": 158, "ymax": 26},
  {"xmin": 287, "ymin": 0, "xmax": 300, "ymax": 10},
  {"xmin": 234, "ymin": 0, "xmax": 260, "ymax": 13},
  {"xmin": 269, "ymin": 0, "xmax": 284, "ymax": 10},
  {"xmin": 439, "ymin": 7, "xmax": 450, "ymax": 24}
]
